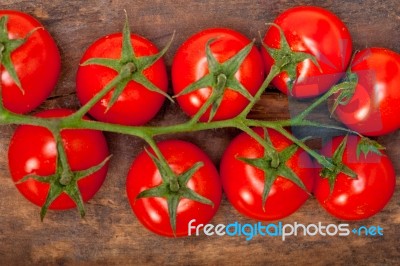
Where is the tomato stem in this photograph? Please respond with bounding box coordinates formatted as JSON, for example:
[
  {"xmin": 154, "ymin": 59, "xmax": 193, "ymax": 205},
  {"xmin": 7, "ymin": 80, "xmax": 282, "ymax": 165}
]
[
  {"xmin": 189, "ymin": 73, "xmax": 227, "ymax": 124},
  {"xmin": 0, "ymin": 98, "xmax": 357, "ymax": 173},
  {"xmin": 122, "ymin": 62, "xmax": 137, "ymax": 76},
  {"xmin": 237, "ymin": 124, "xmax": 280, "ymax": 165},
  {"xmin": 69, "ymin": 68, "xmax": 133, "ymax": 121},
  {"xmin": 239, "ymin": 64, "xmax": 281, "ymax": 118},
  {"xmin": 144, "ymin": 136, "xmax": 180, "ymax": 192},
  {"xmin": 293, "ymin": 83, "xmax": 343, "ymax": 122},
  {"xmin": 277, "ymin": 126, "xmax": 334, "ymax": 170},
  {"xmin": 52, "ymin": 130, "xmax": 74, "ymax": 186}
]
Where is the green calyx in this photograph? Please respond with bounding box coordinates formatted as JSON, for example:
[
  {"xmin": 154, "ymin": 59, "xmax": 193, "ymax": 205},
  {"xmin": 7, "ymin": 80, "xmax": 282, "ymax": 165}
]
[
  {"xmin": 136, "ymin": 148, "xmax": 213, "ymax": 235},
  {"xmin": 174, "ymin": 38, "xmax": 255, "ymax": 122},
  {"xmin": 263, "ymin": 23, "xmax": 322, "ymax": 95},
  {"xmin": 16, "ymin": 132, "xmax": 111, "ymax": 221},
  {"xmin": 80, "ymin": 13, "xmax": 174, "ymax": 112},
  {"xmin": 0, "ymin": 15, "xmax": 40, "ymax": 94},
  {"xmin": 320, "ymin": 135, "xmax": 357, "ymax": 193},
  {"xmin": 330, "ymin": 67, "xmax": 359, "ymax": 115},
  {"xmin": 356, "ymin": 137, "xmax": 385, "ymax": 159},
  {"xmin": 238, "ymin": 128, "xmax": 309, "ymax": 211}
]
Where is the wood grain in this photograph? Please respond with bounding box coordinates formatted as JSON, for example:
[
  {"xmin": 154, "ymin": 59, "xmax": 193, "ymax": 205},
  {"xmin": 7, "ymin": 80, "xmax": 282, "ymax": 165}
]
[{"xmin": 0, "ymin": 1, "xmax": 399, "ymax": 265}]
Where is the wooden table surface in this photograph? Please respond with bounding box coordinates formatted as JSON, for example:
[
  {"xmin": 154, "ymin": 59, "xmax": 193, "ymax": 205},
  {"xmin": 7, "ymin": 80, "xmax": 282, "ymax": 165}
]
[{"xmin": 0, "ymin": 1, "xmax": 399, "ymax": 265}]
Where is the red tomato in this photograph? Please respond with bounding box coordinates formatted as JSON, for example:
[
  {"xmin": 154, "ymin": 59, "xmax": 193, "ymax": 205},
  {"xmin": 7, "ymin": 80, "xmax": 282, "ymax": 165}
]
[
  {"xmin": 76, "ymin": 33, "xmax": 168, "ymax": 126},
  {"xmin": 262, "ymin": 6, "xmax": 352, "ymax": 98},
  {"xmin": 314, "ymin": 135, "xmax": 396, "ymax": 220},
  {"xmin": 126, "ymin": 140, "xmax": 222, "ymax": 237},
  {"xmin": 8, "ymin": 109, "xmax": 110, "ymax": 210},
  {"xmin": 333, "ymin": 48, "xmax": 400, "ymax": 136},
  {"xmin": 220, "ymin": 128, "xmax": 315, "ymax": 220},
  {"xmin": 0, "ymin": 10, "xmax": 61, "ymax": 113},
  {"xmin": 172, "ymin": 28, "xmax": 264, "ymax": 121}
]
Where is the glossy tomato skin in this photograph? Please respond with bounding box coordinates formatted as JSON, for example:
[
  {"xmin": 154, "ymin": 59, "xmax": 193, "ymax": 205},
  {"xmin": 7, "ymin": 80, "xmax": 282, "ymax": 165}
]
[
  {"xmin": 220, "ymin": 128, "xmax": 315, "ymax": 221},
  {"xmin": 263, "ymin": 6, "xmax": 352, "ymax": 98},
  {"xmin": 334, "ymin": 48, "xmax": 400, "ymax": 136},
  {"xmin": 76, "ymin": 33, "xmax": 168, "ymax": 126},
  {"xmin": 8, "ymin": 109, "xmax": 110, "ymax": 209},
  {"xmin": 314, "ymin": 135, "xmax": 396, "ymax": 220},
  {"xmin": 0, "ymin": 10, "xmax": 61, "ymax": 113},
  {"xmin": 126, "ymin": 140, "xmax": 222, "ymax": 237},
  {"xmin": 172, "ymin": 28, "xmax": 265, "ymax": 121}
]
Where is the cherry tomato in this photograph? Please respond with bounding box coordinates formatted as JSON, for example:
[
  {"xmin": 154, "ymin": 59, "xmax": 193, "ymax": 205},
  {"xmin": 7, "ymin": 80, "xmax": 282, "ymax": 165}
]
[
  {"xmin": 126, "ymin": 140, "xmax": 222, "ymax": 237},
  {"xmin": 314, "ymin": 135, "xmax": 396, "ymax": 220},
  {"xmin": 172, "ymin": 28, "xmax": 264, "ymax": 121},
  {"xmin": 76, "ymin": 33, "xmax": 168, "ymax": 126},
  {"xmin": 220, "ymin": 128, "xmax": 315, "ymax": 220},
  {"xmin": 8, "ymin": 109, "xmax": 110, "ymax": 210},
  {"xmin": 333, "ymin": 48, "xmax": 400, "ymax": 136},
  {"xmin": 0, "ymin": 10, "xmax": 61, "ymax": 113},
  {"xmin": 262, "ymin": 6, "xmax": 352, "ymax": 98}
]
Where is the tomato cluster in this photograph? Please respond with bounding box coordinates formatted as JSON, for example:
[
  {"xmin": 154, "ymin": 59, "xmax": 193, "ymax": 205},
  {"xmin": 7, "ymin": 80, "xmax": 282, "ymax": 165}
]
[{"xmin": 0, "ymin": 7, "xmax": 398, "ymax": 238}]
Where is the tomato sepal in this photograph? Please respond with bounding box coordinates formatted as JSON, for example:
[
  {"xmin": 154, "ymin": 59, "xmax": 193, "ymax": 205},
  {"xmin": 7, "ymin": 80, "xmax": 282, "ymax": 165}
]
[
  {"xmin": 356, "ymin": 137, "xmax": 385, "ymax": 159},
  {"xmin": 263, "ymin": 23, "xmax": 322, "ymax": 95},
  {"xmin": 136, "ymin": 148, "xmax": 213, "ymax": 234},
  {"xmin": 319, "ymin": 135, "xmax": 357, "ymax": 193},
  {"xmin": 16, "ymin": 136, "xmax": 111, "ymax": 220},
  {"xmin": 173, "ymin": 39, "xmax": 255, "ymax": 122},
  {"xmin": 237, "ymin": 128, "xmax": 310, "ymax": 211},
  {"xmin": 329, "ymin": 67, "xmax": 359, "ymax": 115}
]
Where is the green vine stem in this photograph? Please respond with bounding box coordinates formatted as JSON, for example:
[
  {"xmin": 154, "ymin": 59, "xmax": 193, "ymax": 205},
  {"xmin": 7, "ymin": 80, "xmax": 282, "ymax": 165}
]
[
  {"xmin": 188, "ymin": 73, "xmax": 227, "ymax": 124},
  {"xmin": 142, "ymin": 136, "xmax": 180, "ymax": 192},
  {"xmin": 292, "ymin": 81, "xmax": 357, "ymax": 123},
  {"xmin": 239, "ymin": 65, "xmax": 281, "ymax": 118},
  {"xmin": 51, "ymin": 130, "xmax": 74, "ymax": 186},
  {"xmin": 0, "ymin": 84, "xmax": 358, "ymax": 168},
  {"xmin": 70, "ymin": 63, "xmax": 135, "ymax": 121}
]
